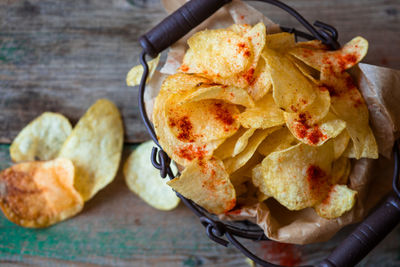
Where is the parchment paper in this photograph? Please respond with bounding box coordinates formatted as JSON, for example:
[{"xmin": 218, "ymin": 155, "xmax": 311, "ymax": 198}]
[{"xmin": 145, "ymin": 0, "xmax": 400, "ymax": 244}]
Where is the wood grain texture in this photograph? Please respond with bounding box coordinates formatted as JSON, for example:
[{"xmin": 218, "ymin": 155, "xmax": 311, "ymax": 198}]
[
  {"xmin": 0, "ymin": 0, "xmax": 399, "ymax": 143},
  {"xmin": 1, "ymin": 144, "xmax": 400, "ymax": 267}
]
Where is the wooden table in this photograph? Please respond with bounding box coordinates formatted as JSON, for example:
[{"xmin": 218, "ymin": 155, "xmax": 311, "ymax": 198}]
[{"xmin": 1, "ymin": 0, "xmax": 399, "ymax": 266}]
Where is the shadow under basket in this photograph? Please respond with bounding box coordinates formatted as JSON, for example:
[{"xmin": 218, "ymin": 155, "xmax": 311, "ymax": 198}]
[{"xmin": 136, "ymin": 0, "xmax": 400, "ymax": 266}]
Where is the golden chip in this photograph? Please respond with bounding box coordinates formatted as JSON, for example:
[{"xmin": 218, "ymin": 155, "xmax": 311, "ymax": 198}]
[
  {"xmin": 321, "ymin": 69, "xmax": 378, "ymax": 159},
  {"xmin": 263, "ymin": 48, "xmax": 316, "ymax": 112},
  {"xmin": 181, "ymin": 29, "xmax": 252, "ymax": 77},
  {"xmin": 0, "ymin": 158, "xmax": 83, "ymax": 228},
  {"xmin": 331, "ymin": 156, "xmax": 351, "ymax": 185},
  {"xmin": 179, "ymin": 83, "xmax": 255, "ymax": 108},
  {"xmin": 126, "ymin": 55, "xmax": 160, "ymax": 86},
  {"xmin": 10, "ymin": 112, "xmax": 72, "ymax": 162},
  {"xmin": 223, "ymin": 127, "xmax": 279, "ymax": 174},
  {"xmin": 264, "ymin": 32, "xmax": 295, "ymax": 51},
  {"xmin": 167, "ymin": 157, "xmax": 236, "ymax": 214},
  {"xmin": 239, "ymin": 93, "xmax": 285, "ymax": 129},
  {"xmin": 333, "ymin": 130, "xmax": 351, "ymax": 160},
  {"xmin": 255, "ymin": 141, "xmax": 335, "ymax": 210},
  {"xmin": 290, "ymin": 36, "xmax": 368, "ymax": 73},
  {"xmin": 314, "ymin": 184, "xmax": 357, "ymax": 219},
  {"xmin": 257, "ymin": 127, "xmax": 298, "ymax": 156},
  {"xmin": 154, "ymin": 74, "xmax": 238, "ymax": 166},
  {"xmin": 58, "ymin": 99, "xmax": 124, "ymax": 201},
  {"xmin": 124, "ymin": 141, "xmax": 180, "ymax": 211},
  {"xmin": 285, "ymin": 111, "xmax": 346, "ymax": 146}
]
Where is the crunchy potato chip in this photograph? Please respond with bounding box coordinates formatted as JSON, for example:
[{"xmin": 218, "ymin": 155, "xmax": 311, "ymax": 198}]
[
  {"xmin": 10, "ymin": 112, "xmax": 72, "ymax": 162},
  {"xmin": 233, "ymin": 128, "xmax": 257, "ymax": 156},
  {"xmin": 289, "ymin": 55, "xmax": 320, "ymax": 84},
  {"xmin": 333, "ymin": 130, "xmax": 351, "ymax": 160},
  {"xmin": 167, "ymin": 157, "xmax": 236, "ymax": 214},
  {"xmin": 167, "ymin": 99, "xmax": 240, "ymax": 142},
  {"xmin": 321, "ymin": 69, "xmax": 378, "ymax": 159},
  {"xmin": 239, "ymin": 93, "xmax": 285, "ymax": 129},
  {"xmin": 257, "ymin": 127, "xmax": 298, "ymax": 156},
  {"xmin": 181, "ymin": 29, "xmax": 252, "ymax": 77},
  {"xmin": 227, "ymin": 24, "xmax": 252, "ymax": 36},
  {"xmin": 314, "ymin": 184, "xmax": 357, "ymax": 219},
  {"xmin": 180, "ymin": 83, "xmax": 255, "ymax": 107},
  {"xmin": 283, "ymin": 87, "xmax": 331, "ymax": 143},
  {"xmin": 290, "ymin": 37, "xmax": 368, "ymax": 73},
  {"xmin": 263, "ymin": 48, "xmax": 316, "ymax": 112},
  {"xmin": 331, "ymin": 156, "xmax": 351, "ymax": 185},
  {"xmin": 58, "ymin": 99, "xmax": 124, "ymax": 201},
  {"xmin": 229, "ymin": 152, "xmax": 263, "ymax": 187},
  {"xmin": 224, "ymin": 127, "xmax": 278, "ymax": 174},
  {"xmin": 124, "ymin": 141, "xmax": 180, "ymax": 210},
  {"xmin": 154, "ymin": 74, "xmax": 239, "ymax": 166},
  {"xmin": 256, "ymin": 141, "xmax": 335, "ymax": 210},
  {"xmin": 295, "ymin": 39, "xmax": 329, "ymax": 50},
  {"xmin": 265, "ymin": 32, "xmax": 295, "ymax": 51},
  {"xmin": 214, "ymin": 127, "xmax": 248, "ymax": 160},
  {"xmin": 0, "ymin": 158, "xmax": 83, "ymax": 228},
  {"xmin": 285, "ymin": 111, "xmax": 346, "ymax": 146},
  {"xmin": 126, "ymin": 55, "xmax": 160, "ymax": 86}
]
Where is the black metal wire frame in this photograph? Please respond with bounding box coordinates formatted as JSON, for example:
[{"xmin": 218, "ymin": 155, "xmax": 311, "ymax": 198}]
[{"xmin": 137, "ymin": 0, "xmax": 400, "ymax": 266}]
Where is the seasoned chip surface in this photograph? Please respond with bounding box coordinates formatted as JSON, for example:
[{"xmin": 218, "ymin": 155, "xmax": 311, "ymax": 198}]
[{"xmin": 0, "ymin": 158, "xmax": 83, "ymax": 228}]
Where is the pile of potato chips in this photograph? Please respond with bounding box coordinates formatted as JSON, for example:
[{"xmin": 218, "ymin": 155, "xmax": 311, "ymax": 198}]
[
  {"xmin": 152, "ymin": 22, "xmax": 378, "ymax": 219},
  {"xmin": 0, "ymin": 99, "xmax": 124, "ymax": 227}
]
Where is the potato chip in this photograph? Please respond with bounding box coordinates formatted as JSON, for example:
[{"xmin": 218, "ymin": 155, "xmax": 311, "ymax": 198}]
[
  {"xmin": 239, "ymin": 93, "xmax": 285, "ymax": 129},
  {"xmin": 333, "ymin": 130, "xmax": 351, "ymax": 160},
  {"xmin": 180, "ymin": 83, "xmax": 255, "ymax": 108},
  {"xmin": 227, "ymin": 24, "xmax": 252, "ymax": 36},
  {"xmin": 214, "ymin": 127, "xmax": 248, "ymax": 160},
  {"xmin": 0, "ymin": 158, "xmax": 83, "ymax": 228},
  {"xmin": 331, "ymin": 156, "xmax": 351, "ymax": 185},
  {"xmin": 290, "ymin": 37, "xmax": 368, "ymax": 73},
  {"xmin": 167, "ymin": 157, "xmax": 236, "ymax": 214},
  {"xmin": 285, "ymin": 111, "xmax": 346, "ymax": 146},
  {"xmin": 58, "ymin": 99, "xmax": 124, "ymax": 201},
  {"xmin": 283, "ymin": 87, "xmax": 331, "ymax": 139},
  {"xmin": 321, "ymin": 69, "xmax": 378, "ymax": 159},
  {"xmin": 223, "ymin": 127, "xmax": 279, "ymax": 174},
  {"xmin": 124, "ymin": 141, "xmax": 180, "ymax": 210},
  {"xmin": 265, "ymin": 32, "xmax": 295, "ymax": 51},
  {"xmin": 212, "ymin": 56, "xmax": 272, "ymax": 101},
  {"xmin": 314, "ymin": 184, "xmax": 357, "ymax": 219},
  {"xmin": 10, "ymin": 112, "xmax": 72, "ymax": 162},
  {"xmin": 233, "ymin": 128, "xmax": 257, "ymax": 156},
  {"xmin": 257, "ymin": 127, "xmax": 298, "ymax": 156},
  {"xmin": 289, "ymin": 55, "xmax": 320, "ymax": 84},
  {"xmin": 181, "ymin": 29, "xmax": 252, "ymax": 77},
  {"xmin": 154, "ymin": 74, "xmax": 239, "ymax": 166},
  {"xmin": 295, "ymin": 39, "xmax": 329, "ymax": 50},
  {"xmin": 263, "ymin": 48, "xmax": 316, "ymax": 112},
  {"xmin": 256, "ymin": 141, "xmax": 335, "ymax": 210},
  {"xmin": 126, "ymin": 55, "xmax": 160, "ymax": 86},
  {"xmin": 167, "ymin": 99, "xmax": 240, "ymax": 142},
  {"xmin": 229, "ymin": 152, "xmax": 263, "ymax": 187}
]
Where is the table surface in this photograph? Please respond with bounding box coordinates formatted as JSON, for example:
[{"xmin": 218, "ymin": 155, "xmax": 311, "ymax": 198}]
[{"xmin": 1, "ymin": 0, "xmax": 400, "ymax": 266}]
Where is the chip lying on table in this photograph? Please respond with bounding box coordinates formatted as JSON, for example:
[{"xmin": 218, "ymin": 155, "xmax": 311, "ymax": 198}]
[{"xmin": 152, "ymin": 22, "xmax": 378, "ymax": 219}]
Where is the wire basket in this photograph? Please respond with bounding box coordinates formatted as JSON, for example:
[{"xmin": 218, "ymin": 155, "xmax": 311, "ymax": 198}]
[{"xmin": 136, "ymin": 0, "xmax": 400, "ymax": 266}]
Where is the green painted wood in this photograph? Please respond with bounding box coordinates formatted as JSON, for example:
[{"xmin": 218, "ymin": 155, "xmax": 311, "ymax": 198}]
[{"xmin": 0, "ymin": 144, "xmax": 400, "ymax": 266}]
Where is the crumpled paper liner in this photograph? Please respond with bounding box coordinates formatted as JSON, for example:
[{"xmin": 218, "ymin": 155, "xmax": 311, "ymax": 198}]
[{"xmin": 145, "ymin": 0, "xmax": 400, "ymax": 244}]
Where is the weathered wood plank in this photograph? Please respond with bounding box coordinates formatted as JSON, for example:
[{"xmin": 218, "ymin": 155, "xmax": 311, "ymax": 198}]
[
  {"xmin": 1, "ymin": 144, "xmax": 400, "ymax": 266},
  {"xmin": 0, "ymin": 0, "xmax": 399, "ymax": 143}
]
